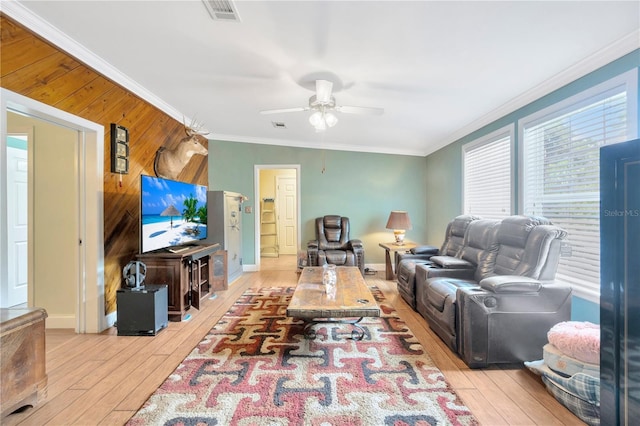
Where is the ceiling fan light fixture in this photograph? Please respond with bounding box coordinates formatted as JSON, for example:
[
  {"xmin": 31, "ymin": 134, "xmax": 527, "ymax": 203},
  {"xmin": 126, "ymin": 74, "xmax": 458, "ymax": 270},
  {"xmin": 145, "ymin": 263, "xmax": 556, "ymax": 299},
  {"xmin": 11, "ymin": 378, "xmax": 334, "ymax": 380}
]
[
  {"xmin": 262, "ymin": 78, "xmax": 382, "ymax": 132},
  {"xmin": 309, "ymin": 111, "xmax": 323, "ymax": 127},
  {"xmin": 309, "ymin": 110, "xmax": 337, "ymax": 132},
  {"xmin": 314, "ymin": 119, "xmax": 327, "ymax": 132},
  {"xmin": 325, "ymin": 112, "xmax": 338, "ymax": 128}
]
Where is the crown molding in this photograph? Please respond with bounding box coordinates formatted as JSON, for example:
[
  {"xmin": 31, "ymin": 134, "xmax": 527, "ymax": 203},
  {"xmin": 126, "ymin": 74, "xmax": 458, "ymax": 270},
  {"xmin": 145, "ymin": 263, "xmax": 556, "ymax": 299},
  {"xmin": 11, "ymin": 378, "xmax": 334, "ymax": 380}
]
[
  {"xmin": 211, "ymin": 133, "xmax": 426, "ymax": 157},
  {"xmin": 427, "ymin": 29, "xmax": 640, "ymax": 157},
  {"xmin": 1, "ymin": 0, "xmax": 195, "ymax": 127}
]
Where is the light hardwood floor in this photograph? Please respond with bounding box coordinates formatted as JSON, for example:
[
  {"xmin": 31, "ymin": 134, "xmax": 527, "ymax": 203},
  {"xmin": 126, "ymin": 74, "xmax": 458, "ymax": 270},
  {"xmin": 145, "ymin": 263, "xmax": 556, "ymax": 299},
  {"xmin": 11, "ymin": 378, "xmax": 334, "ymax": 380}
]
[{"xmin": 3, "ymin": 255, "xmax": 585, "ymax": 425}]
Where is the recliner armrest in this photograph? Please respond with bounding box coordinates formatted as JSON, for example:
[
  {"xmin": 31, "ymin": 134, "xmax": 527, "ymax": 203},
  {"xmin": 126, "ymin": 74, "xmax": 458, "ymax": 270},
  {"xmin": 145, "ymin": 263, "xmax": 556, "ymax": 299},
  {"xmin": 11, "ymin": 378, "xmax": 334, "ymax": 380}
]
[
  {"xmin": 307, "ymin": 240, "xmax": 319, "ymax": 266},
  {"xmin": 411, "ymin": 245, "xmax": 439, "ymax": 255},
  {"xmin": 349, "ymin": 239, "xmax": 364, "ymax": 250},
  {"xmin": 479, "ymin": 275, "xmax": 542, "ymax": 293},
  {"xmin": 397, "ymin": 253, "xmax": 434, "ymax": 267},
  {"xmin": 431, "ymin": 256, "xmax": 475, "ymax": 269},
  {"xmin": 348, "ymin": 239, "xmax": 365, "ymax": 275},
  {"xmin": 456, "ymin": 281, "xmax": 572, "ymax": 368},
  {"xmin": 416, "ymin": 263, "xmax": 476, "ymax": 281}
]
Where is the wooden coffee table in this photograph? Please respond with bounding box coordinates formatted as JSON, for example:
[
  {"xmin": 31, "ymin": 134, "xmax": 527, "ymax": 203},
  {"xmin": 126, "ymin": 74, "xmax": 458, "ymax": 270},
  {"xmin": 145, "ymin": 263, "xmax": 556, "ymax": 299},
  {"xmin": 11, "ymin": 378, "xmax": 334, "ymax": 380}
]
[{"xmin": 287, "ymin": 266, "xmax": 380, "ymax": 340}]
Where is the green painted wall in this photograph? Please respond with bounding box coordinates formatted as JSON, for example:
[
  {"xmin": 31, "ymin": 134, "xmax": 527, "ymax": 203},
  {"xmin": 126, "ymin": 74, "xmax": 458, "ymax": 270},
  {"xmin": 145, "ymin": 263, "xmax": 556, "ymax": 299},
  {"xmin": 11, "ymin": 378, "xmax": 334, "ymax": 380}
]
[
  {"xmin": 208, "ymin": 140, "xmax": 427, "ymax": 265},
  {"xmin": 423, "ymin": 143, "xmax": 462, "ymax": 246}
]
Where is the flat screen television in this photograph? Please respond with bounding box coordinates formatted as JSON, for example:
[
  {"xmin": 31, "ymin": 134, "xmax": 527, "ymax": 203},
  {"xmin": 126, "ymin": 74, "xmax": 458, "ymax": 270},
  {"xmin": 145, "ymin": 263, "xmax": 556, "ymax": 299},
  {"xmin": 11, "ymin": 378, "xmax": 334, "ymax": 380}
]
[{"xmin": 140, "ymin": 175, "xmax": 208, "ymax": 253}]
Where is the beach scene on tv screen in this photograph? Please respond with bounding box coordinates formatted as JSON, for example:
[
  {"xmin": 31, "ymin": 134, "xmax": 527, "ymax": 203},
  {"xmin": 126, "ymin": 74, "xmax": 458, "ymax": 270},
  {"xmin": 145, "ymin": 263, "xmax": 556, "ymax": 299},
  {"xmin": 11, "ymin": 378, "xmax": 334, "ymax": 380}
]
[{"xmin": 141, "ymin": 176, "xmax": 207, "ymax": 252}]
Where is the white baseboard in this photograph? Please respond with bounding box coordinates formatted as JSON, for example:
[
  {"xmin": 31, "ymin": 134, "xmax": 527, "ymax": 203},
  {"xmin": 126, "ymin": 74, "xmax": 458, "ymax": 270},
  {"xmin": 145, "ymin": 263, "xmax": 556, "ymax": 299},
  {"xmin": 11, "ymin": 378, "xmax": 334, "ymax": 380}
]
[
  {"xmin": 45, "ymin": 312, "xmax": 115, "ymax": 331},
  {"xmin": 45, "ymin": 314, "xmax": 76, "ymax": 329}
]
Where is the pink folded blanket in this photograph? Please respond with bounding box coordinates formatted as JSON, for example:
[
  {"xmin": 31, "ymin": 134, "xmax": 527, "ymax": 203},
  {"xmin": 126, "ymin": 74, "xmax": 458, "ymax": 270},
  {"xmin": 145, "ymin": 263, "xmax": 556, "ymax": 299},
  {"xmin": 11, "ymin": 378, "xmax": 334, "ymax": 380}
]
[{"xmin": 547, "ymin": 321, "xmax": 600, "ymax": 365}]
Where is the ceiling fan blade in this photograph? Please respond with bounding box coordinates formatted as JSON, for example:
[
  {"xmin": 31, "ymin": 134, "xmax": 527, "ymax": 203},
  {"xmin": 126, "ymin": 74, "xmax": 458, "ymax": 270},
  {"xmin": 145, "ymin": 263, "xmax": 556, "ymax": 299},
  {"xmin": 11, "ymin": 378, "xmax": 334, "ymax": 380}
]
[
  {"xmin": 335, "ymin": 105, "xmax": 384, "ymax": 115},
  {"xmin": 316, "ymin": 80, "xmax": 333, "ymax": 103},
  {"xmin": 260, "ymin": 107, "xmax": 309, "ymax": 115}
]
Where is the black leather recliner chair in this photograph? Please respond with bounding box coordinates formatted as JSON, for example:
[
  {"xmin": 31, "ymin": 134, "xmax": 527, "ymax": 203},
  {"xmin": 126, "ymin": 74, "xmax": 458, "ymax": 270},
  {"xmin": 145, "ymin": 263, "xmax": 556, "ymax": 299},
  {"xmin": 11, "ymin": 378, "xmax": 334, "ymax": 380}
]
[{"xmin": 307, "ymin": 215, "xmax": 365, "ymax": 275}]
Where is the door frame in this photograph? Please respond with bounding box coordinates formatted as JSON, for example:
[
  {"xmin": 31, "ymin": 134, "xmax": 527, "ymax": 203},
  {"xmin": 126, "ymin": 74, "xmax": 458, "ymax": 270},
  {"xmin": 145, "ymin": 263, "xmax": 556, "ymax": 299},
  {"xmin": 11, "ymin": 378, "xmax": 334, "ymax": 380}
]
[
  {"xmin": 253, "ymin": 165, "xmax": 300, "ymax": 270},
  {"xmin": 1, "ymin": 88, "xmax": 107, "ymax": 333}
]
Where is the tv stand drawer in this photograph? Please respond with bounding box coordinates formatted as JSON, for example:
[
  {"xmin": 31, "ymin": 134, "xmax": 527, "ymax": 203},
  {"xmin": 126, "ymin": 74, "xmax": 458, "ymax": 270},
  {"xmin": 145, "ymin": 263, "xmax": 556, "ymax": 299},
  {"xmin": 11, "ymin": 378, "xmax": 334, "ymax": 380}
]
[{"xmin": 137, "ymin": 243, "xmax": 225, "ymax": 321}]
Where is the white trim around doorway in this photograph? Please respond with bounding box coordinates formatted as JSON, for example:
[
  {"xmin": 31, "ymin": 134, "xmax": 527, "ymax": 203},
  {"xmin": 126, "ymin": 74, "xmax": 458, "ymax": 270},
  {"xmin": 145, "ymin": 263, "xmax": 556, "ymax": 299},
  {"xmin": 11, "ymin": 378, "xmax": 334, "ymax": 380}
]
[
  {"xmin": 1, "ymin": 88, "xmax": 107, "ymax": 333},
  {"xmin": 252, "ymin": 165, "xmax": 301, "ymax": 271}
]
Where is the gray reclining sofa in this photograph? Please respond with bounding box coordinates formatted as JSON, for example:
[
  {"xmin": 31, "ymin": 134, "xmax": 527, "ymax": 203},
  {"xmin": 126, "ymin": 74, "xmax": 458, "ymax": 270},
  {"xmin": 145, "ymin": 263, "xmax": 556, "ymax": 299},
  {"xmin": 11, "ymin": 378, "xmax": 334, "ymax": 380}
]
[
  {"xmin": 396, "ymin": 215, "xmax": 480, "ymax": 309},
  {"xmin": 399, "ymin": 215, "xmax": 572, "ymax": 368}
]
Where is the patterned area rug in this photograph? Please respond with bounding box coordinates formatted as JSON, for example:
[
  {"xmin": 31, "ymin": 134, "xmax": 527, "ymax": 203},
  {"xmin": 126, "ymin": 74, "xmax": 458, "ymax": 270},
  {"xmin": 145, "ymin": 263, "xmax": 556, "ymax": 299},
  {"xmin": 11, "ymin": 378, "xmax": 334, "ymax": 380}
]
[{"xmin": 127, "ymin": 287, "xmax": 478, "ymax": 426}]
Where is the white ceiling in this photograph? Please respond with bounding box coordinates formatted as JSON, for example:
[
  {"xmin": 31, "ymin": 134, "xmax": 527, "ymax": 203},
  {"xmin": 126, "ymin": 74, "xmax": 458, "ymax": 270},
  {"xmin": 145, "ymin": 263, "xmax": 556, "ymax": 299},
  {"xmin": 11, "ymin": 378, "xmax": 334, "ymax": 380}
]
[{"xmin": 7, "ymin": 1, "xmax": 640, "ymax": 156}]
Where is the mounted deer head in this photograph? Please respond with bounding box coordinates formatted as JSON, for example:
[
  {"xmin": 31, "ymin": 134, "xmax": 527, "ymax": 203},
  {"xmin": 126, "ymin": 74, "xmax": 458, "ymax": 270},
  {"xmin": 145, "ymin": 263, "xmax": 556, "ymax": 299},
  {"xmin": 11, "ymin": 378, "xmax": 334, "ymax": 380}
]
[{"xmin": 154, "ymin": 118, "xmax": 209, "ymax": 180}]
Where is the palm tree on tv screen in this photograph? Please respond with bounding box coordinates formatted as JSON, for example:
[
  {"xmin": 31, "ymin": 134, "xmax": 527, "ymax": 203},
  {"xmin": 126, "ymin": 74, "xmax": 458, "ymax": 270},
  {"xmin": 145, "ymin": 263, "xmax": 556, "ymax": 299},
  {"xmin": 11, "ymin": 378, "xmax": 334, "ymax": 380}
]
[
  {"xmin": 182, "ymin": 194, "xmax": 197, "ymax": 223},
  {"xmin": 197, "ymin": 205, "xmax": 207, "ymax": 225}
]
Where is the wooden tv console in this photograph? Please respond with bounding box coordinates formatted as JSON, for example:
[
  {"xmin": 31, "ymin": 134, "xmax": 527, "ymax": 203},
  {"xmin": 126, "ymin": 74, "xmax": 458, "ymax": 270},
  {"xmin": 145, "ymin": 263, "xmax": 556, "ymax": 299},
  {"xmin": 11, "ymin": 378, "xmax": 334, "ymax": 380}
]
[
  {"xmin": 137, "ymin": 243, "xmax": 227, "ymax": 321},
  {"xmin": 1, "ymin": 307, "xmax": 48, "ymax": 418}
]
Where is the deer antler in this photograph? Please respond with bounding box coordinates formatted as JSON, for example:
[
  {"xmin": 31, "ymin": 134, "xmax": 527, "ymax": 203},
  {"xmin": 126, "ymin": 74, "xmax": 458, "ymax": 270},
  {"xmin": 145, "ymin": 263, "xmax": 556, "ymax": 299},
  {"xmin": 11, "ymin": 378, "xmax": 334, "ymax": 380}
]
[{"xmin": 183, "ymin": 116, "xmax": 210, "ymax": 137}]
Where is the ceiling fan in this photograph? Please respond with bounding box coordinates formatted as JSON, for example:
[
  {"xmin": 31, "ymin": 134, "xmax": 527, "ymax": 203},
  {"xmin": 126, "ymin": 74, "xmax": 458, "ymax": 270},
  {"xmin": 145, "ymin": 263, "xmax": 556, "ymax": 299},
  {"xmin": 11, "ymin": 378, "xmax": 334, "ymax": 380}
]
[{"xmin": 260, "ymin": 80, "xmax": 384, "ymax": 131}]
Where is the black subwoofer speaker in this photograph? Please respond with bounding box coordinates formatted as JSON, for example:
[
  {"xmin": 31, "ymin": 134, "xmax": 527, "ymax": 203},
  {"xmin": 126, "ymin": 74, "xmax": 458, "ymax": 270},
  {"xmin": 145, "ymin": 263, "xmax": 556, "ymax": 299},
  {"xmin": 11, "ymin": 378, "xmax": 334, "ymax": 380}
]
[{"xmin": 116, "ymin": 284, "xmax": 168, "ymax": 336}]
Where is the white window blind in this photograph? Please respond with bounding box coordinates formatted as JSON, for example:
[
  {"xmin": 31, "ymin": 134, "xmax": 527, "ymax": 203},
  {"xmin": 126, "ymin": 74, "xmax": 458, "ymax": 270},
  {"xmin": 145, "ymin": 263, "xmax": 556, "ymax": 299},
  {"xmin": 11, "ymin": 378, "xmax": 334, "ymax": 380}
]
[
  {"xmin": 463, "ymin": 127, "xmax": 512, "ymax": 219},
  {"xmin": 521, "ymin": 71, "xmax": 636, "ymax": 300}
]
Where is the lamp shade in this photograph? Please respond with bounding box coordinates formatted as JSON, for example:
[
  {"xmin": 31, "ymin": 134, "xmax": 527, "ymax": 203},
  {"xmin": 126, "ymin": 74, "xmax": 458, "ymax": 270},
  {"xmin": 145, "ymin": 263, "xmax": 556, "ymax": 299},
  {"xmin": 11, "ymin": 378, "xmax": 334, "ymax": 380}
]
[{"xmin": 386, "ymin": 211, "xmax": 412, "ymax": 230}]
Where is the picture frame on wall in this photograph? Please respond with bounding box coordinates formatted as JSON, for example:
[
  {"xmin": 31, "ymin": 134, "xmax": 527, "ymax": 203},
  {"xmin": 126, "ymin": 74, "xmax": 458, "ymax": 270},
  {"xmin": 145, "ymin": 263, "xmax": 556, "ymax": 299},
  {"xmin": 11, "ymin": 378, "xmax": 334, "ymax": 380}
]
[{"xmin": 111, "ymin": 123, "xmax": 129, "ymax": 174}]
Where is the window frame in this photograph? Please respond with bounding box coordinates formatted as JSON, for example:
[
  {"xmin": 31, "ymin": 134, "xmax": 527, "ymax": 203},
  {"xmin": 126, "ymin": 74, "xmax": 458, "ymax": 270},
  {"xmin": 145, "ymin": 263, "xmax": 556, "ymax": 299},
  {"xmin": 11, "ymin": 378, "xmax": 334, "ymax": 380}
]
[
  {"xmin": 462, "ymin": 124, "xmax": 515, "ymax": 219},
  {"xmin": 517, "ymin": 69, "xmax": 638, "ymax": 303}
]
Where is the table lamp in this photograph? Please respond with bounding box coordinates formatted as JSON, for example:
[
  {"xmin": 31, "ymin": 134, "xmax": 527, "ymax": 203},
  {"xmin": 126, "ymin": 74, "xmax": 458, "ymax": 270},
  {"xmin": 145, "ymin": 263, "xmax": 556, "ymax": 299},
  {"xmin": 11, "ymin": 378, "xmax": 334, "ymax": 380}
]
[{"xmin": 386, "ymin": 211, "xmax": 412, "ymax": 245}]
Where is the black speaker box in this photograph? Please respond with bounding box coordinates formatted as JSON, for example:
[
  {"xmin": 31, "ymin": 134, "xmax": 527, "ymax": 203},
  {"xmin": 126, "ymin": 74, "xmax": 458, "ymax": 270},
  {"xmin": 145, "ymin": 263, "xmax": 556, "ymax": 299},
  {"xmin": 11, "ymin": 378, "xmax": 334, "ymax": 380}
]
[{"xmin": 116, "ymin": 284, "xmax": 168, "ymax": 336}]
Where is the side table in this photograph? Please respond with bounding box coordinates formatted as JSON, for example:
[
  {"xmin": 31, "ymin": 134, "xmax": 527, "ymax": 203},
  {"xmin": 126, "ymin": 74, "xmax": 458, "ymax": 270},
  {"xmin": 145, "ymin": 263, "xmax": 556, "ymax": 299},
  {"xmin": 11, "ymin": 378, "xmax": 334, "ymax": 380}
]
[{"xmin": 379, "ymin": 241, "xmax": 418, "ymax": 280}]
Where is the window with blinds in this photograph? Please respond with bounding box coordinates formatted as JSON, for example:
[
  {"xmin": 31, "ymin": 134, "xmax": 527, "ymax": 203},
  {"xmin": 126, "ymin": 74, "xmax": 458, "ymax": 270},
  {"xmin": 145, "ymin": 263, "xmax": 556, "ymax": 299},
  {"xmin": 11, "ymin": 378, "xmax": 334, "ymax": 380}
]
[
  {"xmin": 463, "ymin": 126, "xmax": 513, "ymax": 219},
  {"xmin": 520, "ymin": 70, "xmax": 637, "ymax": 301}
]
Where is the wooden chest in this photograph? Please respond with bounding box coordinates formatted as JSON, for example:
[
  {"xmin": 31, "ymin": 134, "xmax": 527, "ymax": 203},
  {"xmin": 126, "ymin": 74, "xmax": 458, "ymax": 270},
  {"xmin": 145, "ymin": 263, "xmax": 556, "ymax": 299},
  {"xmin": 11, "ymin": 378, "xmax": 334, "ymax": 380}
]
[{"xmin": 0, "ymin": 307, "xmax": 48, "ymax": 418}]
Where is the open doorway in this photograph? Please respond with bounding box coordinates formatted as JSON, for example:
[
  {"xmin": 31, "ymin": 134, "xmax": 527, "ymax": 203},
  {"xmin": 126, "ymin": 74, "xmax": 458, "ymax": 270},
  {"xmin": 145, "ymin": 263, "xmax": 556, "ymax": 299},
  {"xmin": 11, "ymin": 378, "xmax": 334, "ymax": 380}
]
[
  {"xmin": 254, "ymin": 165, "xmax": 300, "ymax": 271},
  {"xmin": 1, "ymin": 88, "xmax": 106, "ymax": 333},
  {"xmin": 6, "ymin": 112, "xmax": 79, "ymax": 328}
]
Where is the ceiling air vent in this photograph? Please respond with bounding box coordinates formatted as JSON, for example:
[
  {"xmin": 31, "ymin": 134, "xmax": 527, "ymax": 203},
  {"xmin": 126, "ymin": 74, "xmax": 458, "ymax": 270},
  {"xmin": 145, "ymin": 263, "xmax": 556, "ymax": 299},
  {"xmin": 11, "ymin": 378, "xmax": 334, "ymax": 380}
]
[{"xmin": 202, "ymin": 0, "xmax": 241, "ymax": 22}]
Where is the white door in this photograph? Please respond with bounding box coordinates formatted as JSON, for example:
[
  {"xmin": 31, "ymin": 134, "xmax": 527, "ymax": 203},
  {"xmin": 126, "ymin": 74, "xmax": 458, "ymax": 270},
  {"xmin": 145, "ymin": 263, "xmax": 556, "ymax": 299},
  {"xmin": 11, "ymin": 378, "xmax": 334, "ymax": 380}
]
[
  {"xmin": 276, "ymin": 176, "xmax": 297, "ymax": 255},
  {"xmin": 5, "ymin": 144, "xmax": 28, "ymax": 307}
]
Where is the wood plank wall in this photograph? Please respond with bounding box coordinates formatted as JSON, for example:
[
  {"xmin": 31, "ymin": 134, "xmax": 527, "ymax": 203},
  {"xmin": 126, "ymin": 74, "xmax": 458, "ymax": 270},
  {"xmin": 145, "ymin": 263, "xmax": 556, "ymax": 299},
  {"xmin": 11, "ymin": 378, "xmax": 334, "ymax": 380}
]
[{"xmin": 0, "ymin": 15, "xmax": 209, "ymax": 316}]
